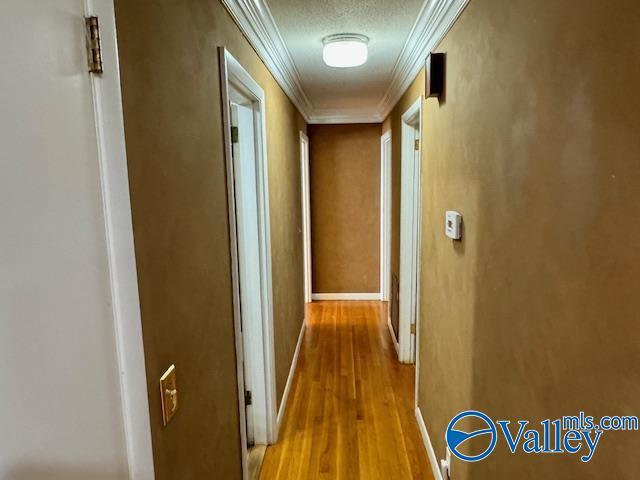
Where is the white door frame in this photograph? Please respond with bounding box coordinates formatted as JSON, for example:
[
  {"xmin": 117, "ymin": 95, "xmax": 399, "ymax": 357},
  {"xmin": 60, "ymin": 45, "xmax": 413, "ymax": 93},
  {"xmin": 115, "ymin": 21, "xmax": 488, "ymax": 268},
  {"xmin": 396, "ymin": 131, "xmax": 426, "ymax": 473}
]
[
  {"xmin": 380, "ymin": 130, "xmax": 392, "ymax": 302},
  {"xmin": 87, "ymin": 1, "xmax": 155, "ymax": 477},
  {"xmin": 300, "ymin": 131, "xmax": 312, "ymax": 304},
  {"xmin": 219, "ymin": 47, "xmax": 278, "ymax": 479},
  {"xmin": 398, "ymin": 96, "xmax": 423, "ymax": 364}
]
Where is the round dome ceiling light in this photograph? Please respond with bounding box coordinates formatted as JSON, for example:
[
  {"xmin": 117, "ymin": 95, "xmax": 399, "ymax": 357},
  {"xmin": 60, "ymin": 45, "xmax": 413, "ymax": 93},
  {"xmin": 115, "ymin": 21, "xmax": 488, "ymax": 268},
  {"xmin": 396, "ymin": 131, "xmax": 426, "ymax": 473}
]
[{"xmin": 322, "ymin": 34, "xmax": 369, "ymax": 68}]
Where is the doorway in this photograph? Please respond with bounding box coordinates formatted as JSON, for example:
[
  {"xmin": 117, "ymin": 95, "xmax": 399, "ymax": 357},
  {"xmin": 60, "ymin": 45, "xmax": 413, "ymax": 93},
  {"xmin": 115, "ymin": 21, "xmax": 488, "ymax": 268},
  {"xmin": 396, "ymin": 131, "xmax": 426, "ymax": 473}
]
[
  {"xmin": 380, "ymin": 130, "xmax": 392, "ymax": 303},
  {"xmin": 300, "ymin": 131, "xmax": 312, "ymax": 305},
  {"xmin": 219, "ymin": 48, "xmax": 278, "ymax": 480},
  {"xmin": 398, "ymin": 97, "xmax": 423, "ymax": 364},
  {"xmin": 380, "ymin": 130, "xmax": 397, "ymax": 354}
]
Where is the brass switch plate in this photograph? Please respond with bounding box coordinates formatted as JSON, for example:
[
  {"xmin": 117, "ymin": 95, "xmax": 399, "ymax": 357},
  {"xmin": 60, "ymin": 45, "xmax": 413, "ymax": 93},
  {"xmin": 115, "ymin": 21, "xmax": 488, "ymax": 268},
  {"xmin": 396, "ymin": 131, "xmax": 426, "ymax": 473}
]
[{"xmin": 160, "ymin": 364, "xmax": 178, "ymax": 426}]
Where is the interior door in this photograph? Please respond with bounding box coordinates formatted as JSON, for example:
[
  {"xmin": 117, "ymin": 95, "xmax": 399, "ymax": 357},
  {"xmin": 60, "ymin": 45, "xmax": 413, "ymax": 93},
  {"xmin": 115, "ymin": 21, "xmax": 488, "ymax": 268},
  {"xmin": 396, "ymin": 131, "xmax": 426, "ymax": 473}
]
[
  {"xmin": 410, "ymin": 127, "xmax": 421, "ymax": 361},
  {"xmin": 0, "ymin": 1, "xmax": 129, "ymax": 477},
  {"xmin": 300, "ymin": 133, "xmax": 312, "ymax": 303},
  {"xmin": 230, "ymin": 101, "xmax": 262, "ymax": 447},
  {"xmin": 399, "ymin": 120, "xmax": 421, "ymax": 364}
]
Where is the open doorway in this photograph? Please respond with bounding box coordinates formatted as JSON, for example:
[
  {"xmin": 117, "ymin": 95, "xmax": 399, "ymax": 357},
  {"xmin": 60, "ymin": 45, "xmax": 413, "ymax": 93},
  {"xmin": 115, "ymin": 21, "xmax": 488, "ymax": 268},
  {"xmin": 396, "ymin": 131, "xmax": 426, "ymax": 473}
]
[
  {"xmin": 300, "ymin": 131, "xmax": 312, "ymax": 305},
  {"xmin": 380, "ymin": 130, "xmax": 397, "ymax": 355},
  {"xmin": 380, "ymin": 130, "xmax": 392, "ymax": 303},
  {"xmin": 398, "ymin": 97, "xmax": 423, "ymax": 364},
  {"xmin": 219, "ymin": 48, "xmax": 278, "ymax": 480}
]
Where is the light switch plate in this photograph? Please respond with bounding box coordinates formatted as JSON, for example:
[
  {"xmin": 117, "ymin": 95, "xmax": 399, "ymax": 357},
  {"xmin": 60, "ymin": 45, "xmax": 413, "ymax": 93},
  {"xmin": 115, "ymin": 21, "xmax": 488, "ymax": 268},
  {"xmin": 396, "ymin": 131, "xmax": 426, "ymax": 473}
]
[
  {"xmin": 160, "ymin": 364, "xmax": 178, "ymax": 426},
  {"xmin": 445, "ymin": 211, "xmax": 462, "ymax": 240}
]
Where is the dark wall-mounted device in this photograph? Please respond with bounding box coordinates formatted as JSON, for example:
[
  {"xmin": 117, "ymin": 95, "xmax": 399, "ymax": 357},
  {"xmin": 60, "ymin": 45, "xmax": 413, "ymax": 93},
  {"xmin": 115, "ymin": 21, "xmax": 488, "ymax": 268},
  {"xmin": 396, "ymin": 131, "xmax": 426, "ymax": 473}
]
[{"xmin": 425, "ymin": 52, "xmax": 445, "ymax": 98}]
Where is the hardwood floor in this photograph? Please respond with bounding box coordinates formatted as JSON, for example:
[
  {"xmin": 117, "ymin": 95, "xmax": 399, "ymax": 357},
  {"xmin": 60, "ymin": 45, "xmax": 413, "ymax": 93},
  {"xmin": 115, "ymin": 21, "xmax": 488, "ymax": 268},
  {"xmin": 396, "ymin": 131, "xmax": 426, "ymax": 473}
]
[{"xmin": 259, "ymin": 301, "xmax": 433, "ymax": 480}]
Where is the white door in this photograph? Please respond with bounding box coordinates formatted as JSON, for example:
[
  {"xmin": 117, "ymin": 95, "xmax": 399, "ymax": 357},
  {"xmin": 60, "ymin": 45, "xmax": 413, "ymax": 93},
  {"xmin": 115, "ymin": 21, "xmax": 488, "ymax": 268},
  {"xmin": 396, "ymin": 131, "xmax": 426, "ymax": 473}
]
[
  {"xmin": 222, "ymin": 50, "xmax": 278, "ymax": 464},
  {"xmin": 399, "ymin": 99, "xmax": 422, "ymax": 364},
  {"xmin": 231, "ymin": 101, "xmax": 266, "ymax": 447},
  {"xmin": 0, "ymin": 1, "xmax": 130, "ymax": 478},
  {"xmin": 300, "ymin": 132, "xmax": 312, "ymax": 304},
  {"xmin": 409, "ymin": 127, "xmax": 421, "ymax": 361},
  {"xmin": 380, "ymin": 131, "xmax": 392, "ymax": 302}
]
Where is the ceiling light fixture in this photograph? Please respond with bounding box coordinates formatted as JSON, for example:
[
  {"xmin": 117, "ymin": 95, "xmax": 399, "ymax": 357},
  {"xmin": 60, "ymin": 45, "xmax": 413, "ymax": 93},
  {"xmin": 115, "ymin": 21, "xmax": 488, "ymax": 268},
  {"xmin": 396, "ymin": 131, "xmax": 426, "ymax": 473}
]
[{"xmin": 322, "ymin": 34, "xmax": 369, "ymax": 68}]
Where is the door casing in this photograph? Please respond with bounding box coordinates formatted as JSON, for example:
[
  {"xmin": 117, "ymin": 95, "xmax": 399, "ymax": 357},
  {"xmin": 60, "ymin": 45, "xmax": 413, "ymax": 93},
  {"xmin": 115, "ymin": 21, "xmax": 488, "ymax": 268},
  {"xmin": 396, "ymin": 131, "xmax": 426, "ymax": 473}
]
[
  {"xmin": 380, "ymin": 130, "xmax": 392, "ymax": 303},
  {"xmin": 300, "ymin": 131, "xmax": 312, "ymax": 304},
  {"xmin": 219, "ymin": 47, "xmax": 278, "ymax": 480},
  {"xmin": 398, "ymin": 96, "xmax": 423, "ymax": 365}
]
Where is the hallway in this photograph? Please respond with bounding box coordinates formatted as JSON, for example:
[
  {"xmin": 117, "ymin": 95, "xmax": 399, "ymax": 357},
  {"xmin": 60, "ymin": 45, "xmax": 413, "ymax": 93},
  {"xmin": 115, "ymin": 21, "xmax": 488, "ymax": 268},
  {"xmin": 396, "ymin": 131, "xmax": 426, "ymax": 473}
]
[
  {"xmin": 3, "ymin": 1, "xmax": 639, "ymax": 479},
  {"xmin": 260, "ymin": 302, "xmax": 432, "ymax": 479}
]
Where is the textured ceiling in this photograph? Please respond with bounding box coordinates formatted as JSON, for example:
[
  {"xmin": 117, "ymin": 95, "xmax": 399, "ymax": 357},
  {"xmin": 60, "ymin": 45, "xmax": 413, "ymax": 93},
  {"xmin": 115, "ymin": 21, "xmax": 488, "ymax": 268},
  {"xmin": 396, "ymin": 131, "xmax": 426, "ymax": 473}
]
[{"xmin": 266, "ymin": 0, "xmax": 425, "ymax": 120}]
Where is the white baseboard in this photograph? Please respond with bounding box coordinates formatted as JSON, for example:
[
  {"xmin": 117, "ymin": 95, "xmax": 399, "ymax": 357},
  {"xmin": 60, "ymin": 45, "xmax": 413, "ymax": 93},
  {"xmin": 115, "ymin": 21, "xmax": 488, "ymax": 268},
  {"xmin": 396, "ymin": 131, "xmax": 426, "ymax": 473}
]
[
  {"xmin": 415, "ymin": 406, "xmax": 444, "ymax": 480},
  {"xmin": 387, "ymin": 315, "xmax": 400, "ymax": 357},
  {"xmin": 276, "ymin": 319, "xmax": 306, "ymax": 431},
  {"xmin": 311, "ymin": 293, "xmax": 381, "ymax": 301}
]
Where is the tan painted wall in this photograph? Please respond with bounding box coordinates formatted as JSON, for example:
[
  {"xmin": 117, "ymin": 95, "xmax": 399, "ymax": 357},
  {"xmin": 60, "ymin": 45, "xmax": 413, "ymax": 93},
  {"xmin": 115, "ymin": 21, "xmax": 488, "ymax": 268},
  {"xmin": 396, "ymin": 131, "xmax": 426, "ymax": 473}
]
[
  {"xmin": 387, "ymin": 0, "xmax": 640, "ymax": 478},
  {"xmin": 309, "ymin": 124, "xmax": 381, "ymax": 294},
  {"xmin": 114, "ymin": 1, "xmax": 306, "ymax": 478}
]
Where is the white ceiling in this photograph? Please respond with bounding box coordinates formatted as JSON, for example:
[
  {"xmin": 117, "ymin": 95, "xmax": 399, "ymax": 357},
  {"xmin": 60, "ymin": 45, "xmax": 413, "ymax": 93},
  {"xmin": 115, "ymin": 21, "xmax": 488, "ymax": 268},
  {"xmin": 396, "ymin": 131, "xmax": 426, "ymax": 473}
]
[
  {"xmin": 221, "ymin": 0, "xmax": 469, "ymax": 123},
  {"xmin": 265, "ymin": 0, "xmax": 424, "ymax": 122}
]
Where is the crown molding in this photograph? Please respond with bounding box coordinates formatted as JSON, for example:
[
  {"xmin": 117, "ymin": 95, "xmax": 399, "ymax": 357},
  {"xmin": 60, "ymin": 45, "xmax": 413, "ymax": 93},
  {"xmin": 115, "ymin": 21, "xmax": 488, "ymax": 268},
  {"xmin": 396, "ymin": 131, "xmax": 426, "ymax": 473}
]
[
  {"xmin": 307, "ymin": 109, "xmax": 384, "ymax": 125},
  {"xmin": 377, "ymin": 0, "xmax": 470, "ymax": 120},
  {"xmin": 222, "ymin": 0, "xmax": 470, "ymax": 125},
  {"xmin": 221, "ymin": 0, "xmax": 313, "ymax": 120},
  {"xmin": 308, "ymin": 115, "xmax": 383, "ymax": 124}
]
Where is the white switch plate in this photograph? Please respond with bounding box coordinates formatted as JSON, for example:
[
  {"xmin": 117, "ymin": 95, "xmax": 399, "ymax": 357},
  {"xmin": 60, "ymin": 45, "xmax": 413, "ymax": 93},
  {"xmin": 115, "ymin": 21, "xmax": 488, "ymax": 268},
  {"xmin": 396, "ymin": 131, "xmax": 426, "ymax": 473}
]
[
  {"xmin": 160, "ymin": 364, "xmax": 178, "ymax": 426},
  {"xmin": 445, "ymin": 211, "xmax": 462, "ymax": 240}
]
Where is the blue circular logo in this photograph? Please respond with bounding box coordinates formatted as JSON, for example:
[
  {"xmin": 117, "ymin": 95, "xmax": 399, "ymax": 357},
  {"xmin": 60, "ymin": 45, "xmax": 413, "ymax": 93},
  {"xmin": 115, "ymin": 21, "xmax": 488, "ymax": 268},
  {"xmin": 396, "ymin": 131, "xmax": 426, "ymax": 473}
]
[{"xmin": 446, "ymin": 410, "xmax": 497, "ymax": 462}]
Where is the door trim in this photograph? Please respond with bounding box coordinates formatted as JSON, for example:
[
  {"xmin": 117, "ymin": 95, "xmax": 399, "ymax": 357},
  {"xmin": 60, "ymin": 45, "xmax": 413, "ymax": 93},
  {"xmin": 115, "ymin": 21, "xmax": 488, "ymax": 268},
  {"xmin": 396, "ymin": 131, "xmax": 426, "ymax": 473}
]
[
  {"xmin": 219, "ymin": 47, "xmax": 278, "ymax": 480},
  {"xmin": 380, "ymin": 130, "xmax": 392, "ymax": 302},
  {"xmin": 398, "ymin": 96, "xmax": 423, "ymax": 364},
  {"xmin": 86, "ymin": 0, "xmax": 155, "ymax": 477},
  {"xmin": 300, "ymin": 131, "xmax": 312, "ymax": 304}
]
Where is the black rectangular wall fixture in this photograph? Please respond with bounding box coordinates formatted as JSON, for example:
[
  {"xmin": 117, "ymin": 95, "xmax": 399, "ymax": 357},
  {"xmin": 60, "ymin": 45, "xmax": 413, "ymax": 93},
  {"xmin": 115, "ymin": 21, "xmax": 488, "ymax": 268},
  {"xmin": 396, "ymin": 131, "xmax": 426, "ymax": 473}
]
[{"xmin": 426, "ymin": 52, "xmax": 445, "ymax": 98}]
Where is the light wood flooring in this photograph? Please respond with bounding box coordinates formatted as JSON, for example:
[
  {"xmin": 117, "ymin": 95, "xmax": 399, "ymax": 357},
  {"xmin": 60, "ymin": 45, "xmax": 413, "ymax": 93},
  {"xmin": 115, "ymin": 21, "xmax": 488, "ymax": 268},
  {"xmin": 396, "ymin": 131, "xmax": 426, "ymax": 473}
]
[{"xmin": 259, "ymin": 301, "xmax": 433, "ymax": 479}]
